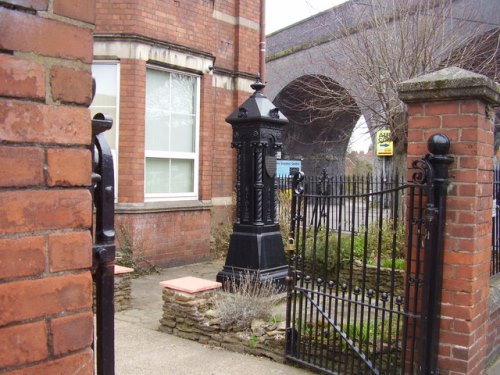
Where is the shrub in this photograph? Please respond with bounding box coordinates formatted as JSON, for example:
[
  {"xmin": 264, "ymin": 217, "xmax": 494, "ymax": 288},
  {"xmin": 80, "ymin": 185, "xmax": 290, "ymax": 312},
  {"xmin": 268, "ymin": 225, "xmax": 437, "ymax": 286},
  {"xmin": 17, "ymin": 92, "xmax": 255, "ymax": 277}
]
[
  {"xmin": 210, "ymin": 218, "xmax": 233, "ymax": 260},
  {"xmin": 278, "ymin": 189, "xmax": 293, "ymax": 246},
  {"xmin": 115, "ymin": 224, "xmax": 158, "ymax": 275},
  {"xmin": 304, "ymin": 219, "xmax": 406, "ymax": 273},
  {"xmin": 248, "ymin": 335, "xmax": 258, "ymax": 348},
  {"xmin": 339, "ymin": 318, "xmax": 403, "ymax": 352},
  {"xmin": 214, "ymin": 271, "xmax": 282, "ymax": 330},
  {"xmin": 365, "ymin": 219, "xmax": 405, "ymax": 261}
]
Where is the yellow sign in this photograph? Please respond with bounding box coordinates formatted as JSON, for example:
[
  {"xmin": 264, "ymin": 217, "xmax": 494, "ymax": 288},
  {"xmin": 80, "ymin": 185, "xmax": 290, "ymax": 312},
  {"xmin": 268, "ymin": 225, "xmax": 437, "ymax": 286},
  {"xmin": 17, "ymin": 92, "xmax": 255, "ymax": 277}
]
[{"xmin": 376, "ymin": 130, "xmax": 393, "ymax": 156}]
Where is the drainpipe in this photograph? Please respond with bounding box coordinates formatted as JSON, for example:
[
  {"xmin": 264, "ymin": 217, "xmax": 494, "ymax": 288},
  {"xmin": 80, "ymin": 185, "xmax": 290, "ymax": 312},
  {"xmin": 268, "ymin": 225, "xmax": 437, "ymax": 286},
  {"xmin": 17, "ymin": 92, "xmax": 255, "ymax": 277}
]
[{"xmin": 259, "ymin": 0, "xmax": 266, "ymax": 83}]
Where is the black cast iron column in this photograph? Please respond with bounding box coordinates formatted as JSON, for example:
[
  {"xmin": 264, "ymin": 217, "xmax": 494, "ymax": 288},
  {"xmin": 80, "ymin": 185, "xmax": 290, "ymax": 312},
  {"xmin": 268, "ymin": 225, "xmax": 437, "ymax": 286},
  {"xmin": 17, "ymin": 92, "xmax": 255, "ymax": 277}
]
[{"xmin": 216, "ymin": 77, "xmax": 289, "ymax": 287}]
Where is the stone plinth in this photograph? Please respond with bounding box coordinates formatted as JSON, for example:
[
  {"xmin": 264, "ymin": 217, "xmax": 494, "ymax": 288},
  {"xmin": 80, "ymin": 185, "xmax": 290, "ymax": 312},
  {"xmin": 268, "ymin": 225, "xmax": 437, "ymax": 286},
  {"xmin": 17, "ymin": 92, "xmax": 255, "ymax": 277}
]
[{"xmin": 92, "ymin": 265, "xmax": 134, "ymax": 313}]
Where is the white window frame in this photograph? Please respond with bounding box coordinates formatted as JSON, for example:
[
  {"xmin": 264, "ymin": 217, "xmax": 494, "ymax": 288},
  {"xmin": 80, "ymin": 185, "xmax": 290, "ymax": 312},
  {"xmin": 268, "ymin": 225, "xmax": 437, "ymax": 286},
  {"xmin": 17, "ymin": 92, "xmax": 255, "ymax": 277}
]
[
  {"xmin": 144, "ymin": 65, "xmax": 200, "ymax": 201},
  {"xmin": 90, "ymin": 61, "xmax": 120, "ymax": 199}
]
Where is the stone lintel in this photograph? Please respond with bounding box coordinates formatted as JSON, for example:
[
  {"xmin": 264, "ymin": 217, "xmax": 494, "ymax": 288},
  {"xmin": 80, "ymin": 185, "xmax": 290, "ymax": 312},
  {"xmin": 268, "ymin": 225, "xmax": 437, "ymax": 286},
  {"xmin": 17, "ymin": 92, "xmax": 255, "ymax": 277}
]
[{"xmin": 398, "ymin": 67, "xmax": 500, "ymax": 105}]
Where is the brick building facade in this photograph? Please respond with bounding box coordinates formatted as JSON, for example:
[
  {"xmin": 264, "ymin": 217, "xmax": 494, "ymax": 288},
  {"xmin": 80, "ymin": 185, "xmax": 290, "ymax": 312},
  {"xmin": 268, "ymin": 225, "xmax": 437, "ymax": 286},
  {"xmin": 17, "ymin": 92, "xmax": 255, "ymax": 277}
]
[{"xmin": 92, "ymin": 0, "xmax": 261, "ymax": 265}]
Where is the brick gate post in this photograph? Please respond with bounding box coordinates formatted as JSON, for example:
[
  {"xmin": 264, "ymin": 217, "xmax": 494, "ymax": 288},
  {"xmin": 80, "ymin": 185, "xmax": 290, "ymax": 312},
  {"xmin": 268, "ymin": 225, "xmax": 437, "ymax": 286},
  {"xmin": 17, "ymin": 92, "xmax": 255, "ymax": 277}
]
[
  {"xmin": 0, "ymin": 1, "xmax": 95, "ymax": 373},
  {"xmin": 398, "ymin": 67, "xmax": 500, "ymax": 375}
]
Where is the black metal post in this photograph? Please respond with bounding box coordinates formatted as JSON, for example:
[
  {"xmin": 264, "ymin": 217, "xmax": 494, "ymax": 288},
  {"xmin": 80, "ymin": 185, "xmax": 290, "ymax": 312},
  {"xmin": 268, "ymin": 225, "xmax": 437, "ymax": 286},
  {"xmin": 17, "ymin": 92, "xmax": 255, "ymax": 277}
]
[
  {"xmin": 419, "ymin": 134, "xmax": 453, "ymax": 375},
  {"xmin": 91, "ymin": 113, "xmax": 115, "ymax": 375},
  {"xmin": 285, "ymin": 171, "xmax": 304, "ymax": 355},
  {"xmin": 216, "ymin": 77, "xmax": 289, "ymax": 287}
]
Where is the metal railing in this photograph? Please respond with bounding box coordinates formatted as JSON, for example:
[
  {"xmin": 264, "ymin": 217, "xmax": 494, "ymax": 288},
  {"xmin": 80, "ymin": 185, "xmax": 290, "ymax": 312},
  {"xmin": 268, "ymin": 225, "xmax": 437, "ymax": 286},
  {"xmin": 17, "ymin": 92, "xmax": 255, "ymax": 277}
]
[
  {"xmin": 492, "ymin": 165, "xmax": 500, "ymax": 276},
  {"xmin": 284, "ymin": 134, "xmax": 453, "ymax": 374},
  {"xmin": 277, "ymin": 172, "xmax": 406, "ymax": 233},
  {"xmin": 285, "ymin": 172, "xmax": 412, "ymax": 374}
]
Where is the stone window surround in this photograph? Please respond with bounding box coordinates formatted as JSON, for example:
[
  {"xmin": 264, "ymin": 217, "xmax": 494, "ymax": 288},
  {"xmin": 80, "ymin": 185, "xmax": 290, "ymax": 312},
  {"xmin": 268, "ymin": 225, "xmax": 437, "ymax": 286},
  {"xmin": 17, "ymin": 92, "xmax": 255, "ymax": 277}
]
[{"xmin": 93, "ymin": 34, "xmax": 256, "ymax": 92}]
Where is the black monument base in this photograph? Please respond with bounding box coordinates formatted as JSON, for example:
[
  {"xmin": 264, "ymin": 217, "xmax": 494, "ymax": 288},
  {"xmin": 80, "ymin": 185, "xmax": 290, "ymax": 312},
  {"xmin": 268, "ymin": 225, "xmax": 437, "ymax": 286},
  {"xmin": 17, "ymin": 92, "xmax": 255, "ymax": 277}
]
[{"xmin": 216, "ymin": 224, "xmax": 288, "ymax": 289}]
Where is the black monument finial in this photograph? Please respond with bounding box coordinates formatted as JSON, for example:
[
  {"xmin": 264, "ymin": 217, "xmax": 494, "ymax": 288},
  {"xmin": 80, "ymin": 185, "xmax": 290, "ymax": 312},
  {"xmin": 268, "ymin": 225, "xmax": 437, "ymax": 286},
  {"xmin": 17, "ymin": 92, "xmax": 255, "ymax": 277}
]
[{"xmin": 251, "ymin": 73, "xmax": 266, "ymax": 92}]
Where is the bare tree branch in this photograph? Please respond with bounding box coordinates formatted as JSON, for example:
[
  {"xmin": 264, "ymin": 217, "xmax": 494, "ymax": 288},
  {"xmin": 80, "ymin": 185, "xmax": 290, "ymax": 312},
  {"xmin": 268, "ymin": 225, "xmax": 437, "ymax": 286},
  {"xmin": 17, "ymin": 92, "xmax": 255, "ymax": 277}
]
[{"xmin": 274, "ymin": 0, "xmax": 499, "ymax": 173}]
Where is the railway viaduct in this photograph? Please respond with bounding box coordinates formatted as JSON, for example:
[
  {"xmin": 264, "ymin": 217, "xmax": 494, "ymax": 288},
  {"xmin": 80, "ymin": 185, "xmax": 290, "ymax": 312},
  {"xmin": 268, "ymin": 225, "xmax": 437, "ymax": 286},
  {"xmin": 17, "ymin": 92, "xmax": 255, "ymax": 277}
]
[{"xmin": 266, "ymin": 0, "xmax": 500, "ymax": 176}]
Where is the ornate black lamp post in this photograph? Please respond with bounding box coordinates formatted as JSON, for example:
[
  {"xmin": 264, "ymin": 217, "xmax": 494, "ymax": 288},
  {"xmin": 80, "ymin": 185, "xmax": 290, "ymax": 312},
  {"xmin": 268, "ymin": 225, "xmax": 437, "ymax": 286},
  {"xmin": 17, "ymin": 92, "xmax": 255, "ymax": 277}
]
[{"xmin": 216, "ymin": 77, "xmax": 289, "ymax": 286}]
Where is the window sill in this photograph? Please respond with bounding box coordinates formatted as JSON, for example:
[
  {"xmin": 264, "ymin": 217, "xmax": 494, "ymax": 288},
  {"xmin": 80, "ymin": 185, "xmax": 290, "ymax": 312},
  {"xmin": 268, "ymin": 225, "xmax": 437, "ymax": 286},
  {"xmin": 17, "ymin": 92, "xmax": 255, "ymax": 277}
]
[{"xmin": 115, "ymin": 200, "xmax": 212, "ymax": 214}]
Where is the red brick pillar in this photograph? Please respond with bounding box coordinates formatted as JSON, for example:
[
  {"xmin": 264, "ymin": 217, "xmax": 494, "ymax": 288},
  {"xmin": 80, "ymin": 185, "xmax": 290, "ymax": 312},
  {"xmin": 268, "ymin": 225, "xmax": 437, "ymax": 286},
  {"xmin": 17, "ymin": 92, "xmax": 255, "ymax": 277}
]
[
  {"xmin": 398, "ymin": 67, "xmax": 500, "ymax": 375},
  {"xmin": 118, "ymin": 59, "xmax": 146, "ymax": 203},
  {"xmin": 0, "ymin": 1, "xmax": 95, "ymax": 373}
]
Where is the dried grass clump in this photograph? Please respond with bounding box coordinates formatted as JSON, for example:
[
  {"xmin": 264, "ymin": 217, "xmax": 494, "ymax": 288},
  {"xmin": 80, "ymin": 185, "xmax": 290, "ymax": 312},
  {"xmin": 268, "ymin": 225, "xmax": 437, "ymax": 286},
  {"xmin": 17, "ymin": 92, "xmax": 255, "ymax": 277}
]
[{"xmin": 215, "ymin": 272, "xmax": 282, "ymax": 330}]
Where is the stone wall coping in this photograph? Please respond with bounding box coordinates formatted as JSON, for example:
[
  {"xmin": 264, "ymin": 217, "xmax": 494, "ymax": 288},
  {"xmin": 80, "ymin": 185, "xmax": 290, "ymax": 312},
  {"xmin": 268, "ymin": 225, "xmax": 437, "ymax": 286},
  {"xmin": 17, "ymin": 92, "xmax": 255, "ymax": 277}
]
[
  {"xmin": 159, "ymin": 276, "xmax": 222, "ymax": 294},
  {"xmin": 115, "ymin": 265, "xmax": 134, "ymax": 275},
  {"xmin": 397, "ymin": 67, "xmax": 500, "ymax": 105}
]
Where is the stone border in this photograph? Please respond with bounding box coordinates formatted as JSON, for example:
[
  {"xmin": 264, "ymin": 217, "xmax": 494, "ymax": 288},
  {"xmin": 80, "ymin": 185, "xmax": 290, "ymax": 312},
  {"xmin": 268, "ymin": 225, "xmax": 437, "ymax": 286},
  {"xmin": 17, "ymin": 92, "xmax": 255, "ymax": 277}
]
[
  {"xmin": 114, "ymin": 265, "xmax": 134, "ymax": 312},
  {"xmin": 159, "ymin": 277, "xmax": 287, "ymax": 362}
]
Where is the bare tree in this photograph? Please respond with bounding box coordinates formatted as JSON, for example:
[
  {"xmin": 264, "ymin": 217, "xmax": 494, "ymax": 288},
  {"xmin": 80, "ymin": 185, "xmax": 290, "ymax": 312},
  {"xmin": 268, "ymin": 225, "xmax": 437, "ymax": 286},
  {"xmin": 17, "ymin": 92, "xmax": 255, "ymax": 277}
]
[{"xmin": 278, "ymin": 0, "xmax": 499, "ymax": 174}]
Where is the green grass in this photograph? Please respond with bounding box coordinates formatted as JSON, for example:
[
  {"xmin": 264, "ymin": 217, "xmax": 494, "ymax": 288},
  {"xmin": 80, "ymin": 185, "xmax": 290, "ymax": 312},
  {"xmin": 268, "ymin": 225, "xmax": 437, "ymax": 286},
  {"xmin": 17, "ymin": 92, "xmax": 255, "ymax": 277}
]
[{"xmin": 303, "ymin": 220, "xmax": 406, "ymax": 272}]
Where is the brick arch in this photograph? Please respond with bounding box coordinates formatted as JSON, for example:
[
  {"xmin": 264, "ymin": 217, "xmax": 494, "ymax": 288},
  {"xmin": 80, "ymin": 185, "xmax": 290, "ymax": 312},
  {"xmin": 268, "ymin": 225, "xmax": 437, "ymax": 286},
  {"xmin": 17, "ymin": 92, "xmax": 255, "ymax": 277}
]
[{"xmin": 272, "ymin": 74, "xmax": 361, "ymax": 177}]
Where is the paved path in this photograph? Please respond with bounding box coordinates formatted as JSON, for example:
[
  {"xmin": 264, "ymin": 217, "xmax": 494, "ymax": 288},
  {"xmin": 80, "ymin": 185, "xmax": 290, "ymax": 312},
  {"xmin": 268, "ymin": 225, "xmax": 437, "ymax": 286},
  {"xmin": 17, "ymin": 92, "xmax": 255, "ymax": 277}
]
[{"xmin": 115, "ymin": 260, "xmax": 313, "ymax": 375}]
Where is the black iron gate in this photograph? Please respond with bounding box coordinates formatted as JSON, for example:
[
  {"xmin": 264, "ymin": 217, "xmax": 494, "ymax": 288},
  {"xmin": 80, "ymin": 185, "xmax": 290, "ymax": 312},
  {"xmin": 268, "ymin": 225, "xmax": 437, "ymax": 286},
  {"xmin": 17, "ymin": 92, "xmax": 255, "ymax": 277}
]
[
  {"xmin": 91, "ymin": 112, "xmax": 116, "ymax": 375},
  {"xmin": 285, "ymin": 134, "xmax": 452, "ymax": 374}
]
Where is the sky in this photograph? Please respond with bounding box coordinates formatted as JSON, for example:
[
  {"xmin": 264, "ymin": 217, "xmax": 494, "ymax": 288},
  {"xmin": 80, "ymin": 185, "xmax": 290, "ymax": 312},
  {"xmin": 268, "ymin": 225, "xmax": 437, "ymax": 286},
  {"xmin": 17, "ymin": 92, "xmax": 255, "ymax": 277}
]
[
  {"xmin": 265, "ymin": 0, "xmax": 371, "ymax": 152},
  {"xmin": 266, "ymin": 0, "xmax": 348, "ymax": 34}
]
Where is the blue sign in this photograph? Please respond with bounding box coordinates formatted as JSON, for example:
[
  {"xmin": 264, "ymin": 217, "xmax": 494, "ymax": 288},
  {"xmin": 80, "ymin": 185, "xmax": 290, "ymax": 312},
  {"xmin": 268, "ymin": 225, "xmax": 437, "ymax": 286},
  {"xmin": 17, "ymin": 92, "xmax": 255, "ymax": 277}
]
[{"xmin": 277, "ymin": 160, "xmax": 302, "ymax": 176}]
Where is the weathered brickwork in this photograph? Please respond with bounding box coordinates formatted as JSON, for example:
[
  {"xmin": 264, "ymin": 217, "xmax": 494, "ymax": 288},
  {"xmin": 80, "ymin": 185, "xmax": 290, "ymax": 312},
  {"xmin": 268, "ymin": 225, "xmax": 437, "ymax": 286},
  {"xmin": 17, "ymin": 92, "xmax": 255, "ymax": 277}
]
[
  {"xmin": 95, "ymin": 0, "xmax": 259, "ymax": 72},
  {"xmin": 400, "ymin": 68, "xmax": 500, "ymax": 375},
  {"xmin": 0, "ymin": 1, "xmax": 95, "ymax": 373},
  {"xmin": 116, "ymin": 207, "xmax": 212, "ymax": 267},
  {"xmin": 94, "ymin": 0, "xmax": 260, "ymax": 265},
  {"xmin": 0, "ymin": 101, "xmax": 91, "ymax": 145},
  {"xmin": 0, "ymin": 7, "xmax": 93, "ymax": 63}
]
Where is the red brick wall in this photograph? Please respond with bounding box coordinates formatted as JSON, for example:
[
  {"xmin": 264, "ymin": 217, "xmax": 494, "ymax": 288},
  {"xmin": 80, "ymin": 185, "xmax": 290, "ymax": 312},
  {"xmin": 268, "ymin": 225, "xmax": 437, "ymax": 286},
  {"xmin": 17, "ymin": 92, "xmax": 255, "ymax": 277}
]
[
  {"xmin": 198, "ymin": 77, "xmax": 236, "ymax": 203},
  {"xmin": 116, "ymin": 209, "xmax": 211, "ymax": 266},
  {"xmin": 0, "ymin": 0, "xmax": 95, "ymax": 373},
  {"xmin": 406, "ymin": 97, "xmax": 494, "ymax": 375},
  {"xmin": 93, "ymin": 0, "xmax": 261, "ymax": 265},
  {"xmin": 199, "ymin": 74, "xmax": 216, "ymax": 201},
  {"xmin": 95, "ymin": 0, "xmax": 260, "ymax": 72},
  {"xmin": 118, "ymin": 59, "xmax": 146, "ymax": 203}
]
